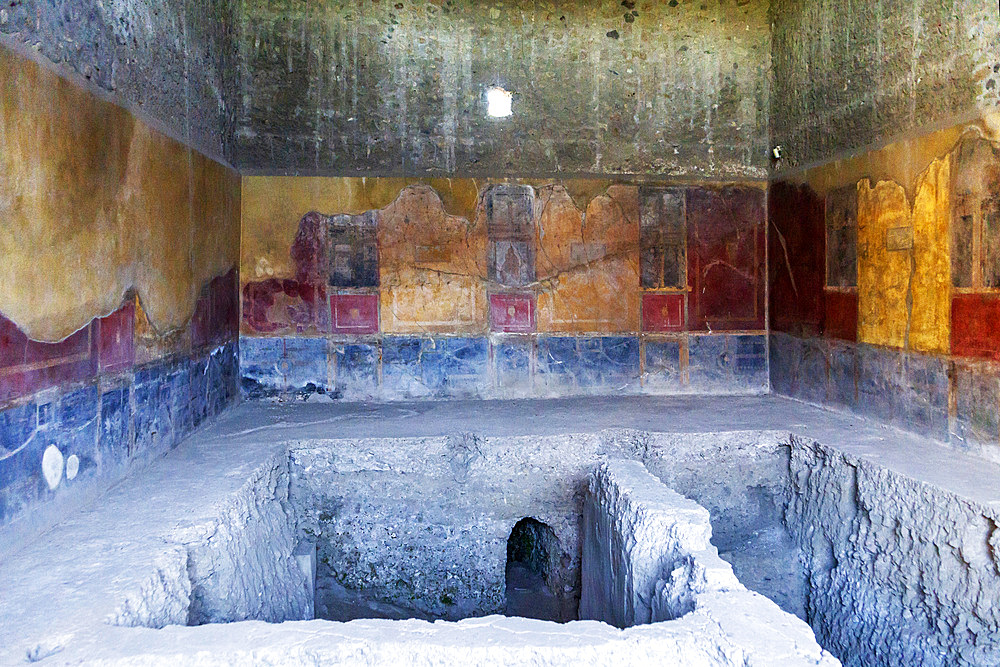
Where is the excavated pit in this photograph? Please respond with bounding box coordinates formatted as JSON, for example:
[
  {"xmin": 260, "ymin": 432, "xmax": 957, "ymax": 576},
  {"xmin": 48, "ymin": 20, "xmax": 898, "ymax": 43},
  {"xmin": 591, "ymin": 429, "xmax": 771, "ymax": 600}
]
[
  {"xmin": 5, "ymin": 406, "xmax": 1000, "ymax": 666},
  {"xmin": 209, "ymin": 429, "xmax": 1000, "ymax": 666},
  {"xmin": 285, "ymin": 430, "xmax": 806, "ymax": 628}
]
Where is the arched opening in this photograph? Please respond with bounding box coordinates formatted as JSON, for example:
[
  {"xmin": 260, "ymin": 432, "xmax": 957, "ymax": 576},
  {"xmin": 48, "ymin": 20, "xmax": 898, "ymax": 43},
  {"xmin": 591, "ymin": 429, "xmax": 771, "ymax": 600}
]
[{"xmin": 505, "ymin": 517, "xmax": 562, "ymax": 621}]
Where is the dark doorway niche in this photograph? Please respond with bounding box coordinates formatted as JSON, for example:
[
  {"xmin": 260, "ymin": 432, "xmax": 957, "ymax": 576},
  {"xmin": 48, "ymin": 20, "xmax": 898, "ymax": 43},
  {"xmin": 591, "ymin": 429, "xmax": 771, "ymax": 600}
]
[{"xmin": 505, "ymin": 517, "xmax": 571, "ymax": 622}]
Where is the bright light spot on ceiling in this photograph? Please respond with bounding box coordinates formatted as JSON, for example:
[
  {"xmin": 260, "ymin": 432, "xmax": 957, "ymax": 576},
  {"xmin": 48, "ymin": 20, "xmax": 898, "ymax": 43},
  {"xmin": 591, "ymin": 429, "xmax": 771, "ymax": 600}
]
[{"xmin": 486, "ymin": 87, "xmax": 513, "ymax": 118}]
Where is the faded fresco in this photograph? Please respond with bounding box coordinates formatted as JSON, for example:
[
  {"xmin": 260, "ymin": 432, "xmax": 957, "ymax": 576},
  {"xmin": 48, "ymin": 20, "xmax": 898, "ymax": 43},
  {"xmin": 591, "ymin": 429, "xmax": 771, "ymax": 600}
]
[
  {"xmin": 535, "ymin": 185, "xmax": 641, "ymax": 333},
  {"xmin": 0, "ymin": 45, "xmax": 241, "ymax": 395},
  {"xmin": 769, "ymin": 119, "xmax": 1000, "ymax": 452},
  {"xmin": 240, "ymin": 177, "xmax": 769, "ymax": 399},
  {"xmin": 770, "ymin": 124, "xmax": 995, "ymax": 357},
  {"xmin": 0, "ymin": 45, "xmax": 240, "ymax": 345},
  {"xmin": 381, "ymin": 186, "xmax": 489, "ymax": 334},
  {"xmin": 0, "ymin": 44, "xmax": 241, "ymax": 529},
  {"xmin": 687, "ymin": 187, "xmax": 766, "ymax": 332},
  {"xmin": 242, "ymin": 178, "xmax": 768, "ymax": 339}
]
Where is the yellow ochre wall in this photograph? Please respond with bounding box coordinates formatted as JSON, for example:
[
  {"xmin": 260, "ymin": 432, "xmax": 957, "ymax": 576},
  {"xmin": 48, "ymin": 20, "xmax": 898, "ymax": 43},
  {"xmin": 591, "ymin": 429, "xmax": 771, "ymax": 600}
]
[
  {"xmin": 0, "ymin": 45, "xmax": 240, "ymax": 345},
  {"xmin": 774, "ymin": 116, "xmax": 1000, "ymax": 357}
]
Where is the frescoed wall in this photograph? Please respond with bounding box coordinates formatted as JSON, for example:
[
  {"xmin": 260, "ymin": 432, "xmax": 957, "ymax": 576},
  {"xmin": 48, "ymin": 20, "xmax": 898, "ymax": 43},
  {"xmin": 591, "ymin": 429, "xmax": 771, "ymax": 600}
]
[
  {"xmin": 240, "ymin": 177, "xmax": 768, "ymax": 401},
  {"xmin": 0, "ymin": 45, "xmax": 242, "ymax": 532},
  {"xmin": 769, "ymin": 119, "xmax": 1000, "ymax": 458}
]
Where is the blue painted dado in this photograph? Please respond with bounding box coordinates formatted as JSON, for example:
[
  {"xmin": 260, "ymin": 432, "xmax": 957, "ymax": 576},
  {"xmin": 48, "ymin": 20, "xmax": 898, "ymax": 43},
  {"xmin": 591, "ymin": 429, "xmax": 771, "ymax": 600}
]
[
  {"xmin": 240, "ymin": 334, "xmax": 768, "ymax": 401},
  {"xmin": 0, "ymin": 343, "xmax": 238, "ymax": 530}
]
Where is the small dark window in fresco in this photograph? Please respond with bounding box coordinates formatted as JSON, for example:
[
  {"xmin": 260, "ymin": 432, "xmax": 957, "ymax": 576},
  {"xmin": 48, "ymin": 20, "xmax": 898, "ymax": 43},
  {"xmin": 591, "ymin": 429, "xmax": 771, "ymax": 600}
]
[
  {"xmin": 327, "ymin": 211, "xmax": 379, "ymax": 288},
  {"xmin": 639, "ymin": 187, "xmax": 686, "ymax": 289},
  {"xmin": 486, "ymin": 185, "xmax": 535, "ymax": 287},
  {"xmin": 983, "ymin": 197, "xmax": 1000, "ymax": 288},
  {"xmin": 825, "ymin": 185, "xmax": 858, "ymax": 288},
  {"xmin": 952, "ymin": 193, "xmax": 976, "ymax": 289}
]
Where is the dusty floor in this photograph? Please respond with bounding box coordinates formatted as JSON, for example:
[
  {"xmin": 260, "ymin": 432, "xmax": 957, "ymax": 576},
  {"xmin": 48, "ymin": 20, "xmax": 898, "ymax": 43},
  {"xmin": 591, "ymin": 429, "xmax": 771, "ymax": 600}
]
[{"xmin": 190, "ymin": 395, "xmax": 1000, "ymax": 505}]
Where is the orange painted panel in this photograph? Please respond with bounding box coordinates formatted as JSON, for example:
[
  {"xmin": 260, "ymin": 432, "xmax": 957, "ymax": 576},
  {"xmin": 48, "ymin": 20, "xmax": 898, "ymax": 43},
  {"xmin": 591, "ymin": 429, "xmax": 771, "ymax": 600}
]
[
  {"xmin": 378, "ymin": 185, "xmax": 488, "ymax": 333},
  {"xmin": 535, "ymin": 185, "xmax": 640, "ymax": 332}
]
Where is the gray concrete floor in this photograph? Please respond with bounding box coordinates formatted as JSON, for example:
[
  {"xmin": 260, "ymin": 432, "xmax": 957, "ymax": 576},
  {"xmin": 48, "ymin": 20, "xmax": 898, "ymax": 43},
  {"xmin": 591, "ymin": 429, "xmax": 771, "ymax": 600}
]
[{"xmin": 196, "ymin": 395, "xmax": 1000, "ymax": 505}]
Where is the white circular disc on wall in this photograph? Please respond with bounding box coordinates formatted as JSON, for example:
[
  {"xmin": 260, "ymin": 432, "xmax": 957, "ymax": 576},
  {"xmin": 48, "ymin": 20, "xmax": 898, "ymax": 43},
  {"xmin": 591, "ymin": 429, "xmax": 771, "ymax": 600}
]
[
  {"xmin": 42, "ymin": 445, "xmax": 64, "ymax": 490},
  {"xmin": 66, "ymin": 455, "xmax": 80, "ymax": 481}
]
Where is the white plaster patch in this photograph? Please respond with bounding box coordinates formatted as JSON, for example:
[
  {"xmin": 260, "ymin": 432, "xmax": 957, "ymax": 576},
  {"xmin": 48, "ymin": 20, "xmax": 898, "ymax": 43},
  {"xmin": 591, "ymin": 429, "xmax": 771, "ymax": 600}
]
[
  {"xmin": 66, "ymin": 455, "xmax": 80, "ymax": 481},
  {"xmin": 42, "ymin": 445, "xmax": 64, "ymax": 490}
]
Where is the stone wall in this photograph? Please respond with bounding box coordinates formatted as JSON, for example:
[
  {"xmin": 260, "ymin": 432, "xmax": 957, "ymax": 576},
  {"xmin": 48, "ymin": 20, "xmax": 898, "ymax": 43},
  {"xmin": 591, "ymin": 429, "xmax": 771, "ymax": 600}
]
[
  {"xmin": 580, "ymin": 460, "xmax": 740, "ymax": 626},
  {"xmin": 638, "ymin": 430, "xmax": 807, "ymax": 618},
  {"xmin": 108, "ymin": 450, "xmax": 310, "ymax": 629},
  {"xmin": 579, "ymin": 459, "xmax": 837, "ymax": 664},
  {"xmin": 0, "ymin": 0, "xmax": 239, "ymax": 163},
  {"xmin": 785, "ymin": 434, "xmax": 1000, "ymax": 666},
  {"xmin": 769, "ymin": 0, "xmax": 1000, "ymax": 173},
  {"xmin": 5, "ymin": 404, "xmax": 999, "ymax": 664},
  {"xmin": 240, "ymin": 178, "xmax": 768, "ymax": 401},
  {"xmin": 288, "ymin": 433, "xmax": 597, "ymax": 622},
  {"xmin": 233, "ymin": 0, "xmax": 771, "ymax": 177}
]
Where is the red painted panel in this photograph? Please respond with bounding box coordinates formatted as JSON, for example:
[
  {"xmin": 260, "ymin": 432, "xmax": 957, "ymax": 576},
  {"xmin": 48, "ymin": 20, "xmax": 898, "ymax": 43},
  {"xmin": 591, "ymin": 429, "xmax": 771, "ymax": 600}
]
[
  {"xmin": 824, "ymin": 291, "xmax": 858, "ymax": 342},
  {"xmin": 0, "ymin": 315, "xmax": 28, "ymax": 370},
  {"xmin": 191, "ymin": 292, "xmax": 213, "ymax": 348},
  {"xmin": 768, "ymin": 182, "xmax": 826, "ymax": 336},
  {"xmin": 98, "ymin": 299, "xmax": 135, "ymax": 373},
  {"xmin": 216, "ymin": 270, "xmax": 240, "ymax": 338},
  {"xmin": 687, "ymin": 187, "xmax": 766, "ymax": 331},
  {"xmin": 641, "ymin": 293, "xmax": 685, "ymax": 332},
  {"xmin": 953, "ymin": 293, "xmax": 1000, "ymax": 361},
  {"xmin": 330, "ymin": 294, "xmax": 379, "ymax": 334},
  {"xmin": 0, "ymin": 313, "xmax": 97, "ymax": 403},
  {"xmin": 242, "ymin": 279, "xmax": 328, "ymax": 334},
  {"xmin": 490, "ymin": 293, "xmax": 536, "ymax": 333},
  {"xmin": 25, "ymin": 326, "xmax": 90, "ymax": 365}
]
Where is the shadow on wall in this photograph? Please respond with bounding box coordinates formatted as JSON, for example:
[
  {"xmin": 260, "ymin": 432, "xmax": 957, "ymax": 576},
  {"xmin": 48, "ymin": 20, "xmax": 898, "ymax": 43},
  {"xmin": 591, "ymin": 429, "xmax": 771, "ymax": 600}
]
[{"xmin": 505, "ymin": 517, "xmax": 573, "ymax": 623}]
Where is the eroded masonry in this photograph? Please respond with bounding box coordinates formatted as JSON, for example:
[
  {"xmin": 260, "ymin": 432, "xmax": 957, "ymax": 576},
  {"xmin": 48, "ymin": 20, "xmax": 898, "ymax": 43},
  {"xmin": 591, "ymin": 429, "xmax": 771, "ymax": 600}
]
[{"xmin": 2, "ymin": 1, "xmax": 1000, "ymax": 665}]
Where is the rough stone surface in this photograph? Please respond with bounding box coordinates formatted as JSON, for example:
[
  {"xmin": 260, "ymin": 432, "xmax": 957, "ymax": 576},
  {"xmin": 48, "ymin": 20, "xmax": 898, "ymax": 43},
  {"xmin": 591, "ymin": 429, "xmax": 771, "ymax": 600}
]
[
  {"xmin": 288, "ymin": 427, "xmax": 802, "ymax": 625},
  {"xmin": 26, "ymin": 614, "xmax": 831, "ymax": 666},
  {"xmin": 3, "ymin": 396, "xmax": 1000, "ymax": 665},
  {"xmin": 10, "ymin": 0, "xmax": 996, "ymax": 178},
  {"xmin": 770, "ymin": 0, "xmax": 1000, "ymax": 172},
  {"xmin": 580, "ymin": 460, "xmax": 740, "ymax": 626},
  {"xmin": 579, "ymin": 458, "xmax": 835, "ymax": 667},
  {"xmin": 290, "ymin": 433, "xmax": 591, "ymax": 622},
  {"xmin": 0, "ymin": 0, "xmax": 239, "ymax": 163},
  {"xmin": 637, "ymin": 429, "xmax": 807, "ymax": 619},
  {"xmin": 0, "ymin": 440, "xmax": 310, "ymax": 664},
  {"xmin": 181, "ymin": 455, "xmax": 312, "ymax": 626},
  {"xmin": 785, "ymin": 434, "xmax": 1000, "ymax": 666},
  {"xmin": 232, "ymin": 0, "xmax": 771, "ymax": 177}
]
